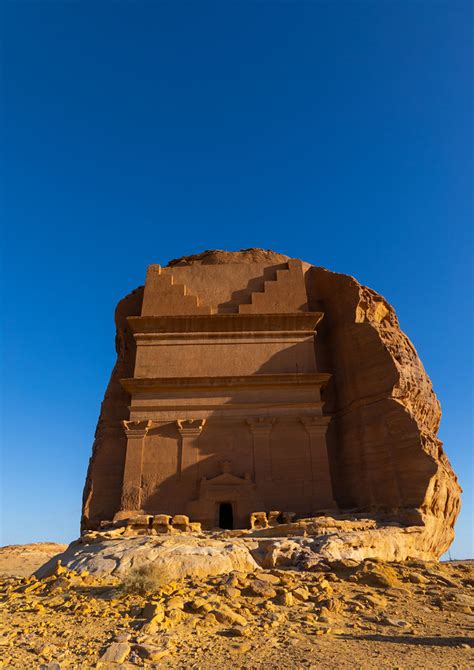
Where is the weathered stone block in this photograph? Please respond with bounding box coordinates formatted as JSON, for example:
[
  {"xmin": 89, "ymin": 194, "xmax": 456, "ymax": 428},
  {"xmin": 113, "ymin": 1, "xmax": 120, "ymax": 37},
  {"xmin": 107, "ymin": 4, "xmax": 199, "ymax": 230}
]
[{"xmin": 250, "ymin": 512, "xmax": 269, "ymax": 530}]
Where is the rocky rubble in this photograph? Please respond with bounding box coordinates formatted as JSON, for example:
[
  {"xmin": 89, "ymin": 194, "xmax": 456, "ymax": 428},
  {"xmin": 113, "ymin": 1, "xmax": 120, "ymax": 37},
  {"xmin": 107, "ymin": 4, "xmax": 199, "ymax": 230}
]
[{"xmin": 1, "ymin": 553, "xmax": 472, "ymax": 669}]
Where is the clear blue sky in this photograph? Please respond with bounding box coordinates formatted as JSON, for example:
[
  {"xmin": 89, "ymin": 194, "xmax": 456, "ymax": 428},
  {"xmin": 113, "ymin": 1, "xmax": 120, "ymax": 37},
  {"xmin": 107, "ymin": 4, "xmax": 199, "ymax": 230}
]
[{"xmin": 1, "ymin": 2, "xmax": 472, "ymax": 558}]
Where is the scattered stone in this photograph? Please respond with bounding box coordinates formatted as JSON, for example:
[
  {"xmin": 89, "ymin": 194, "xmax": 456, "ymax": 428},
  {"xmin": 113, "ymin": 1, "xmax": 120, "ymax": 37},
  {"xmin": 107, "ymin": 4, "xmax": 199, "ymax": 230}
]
[
  {"xmin": 232, "ymin": 640, "xmax": 252, "ymax": 654},
  {"xmin": 356, "ymin": 563, "xmax": 400, "ymax": 589},
  {"xmin": 275, "ymin": 591, "xmax": 294, "ymax": 607},
  {"xmin": 406, "ymin": 572, "xmax": 429, "ymax": 585},
  {"xmin": 380, "ymin": 616, "xmax": 411, "ymax": 628},
  {"xmin": 189, "ymin": 597, "xmax": 212, "ymax": 613},
  {"xmin": 248, "ymin": 579, "xmax": 277, "ymax": 598},
  {"xmin": 2, "ymin": 539, "xmax": 473, "ymax": 669},
  {"xmin": 99, "ymin": 641, "xmax": 130, "ymax": 663},
  {"xmin": 140, "ymin": 612, "xmax": 165, "ymax": 633},
  {"xmin": 212, "ymin": 604, "xmax": 247, "ymax": 627},
  {"xmin": 134, "ymin": 642, "xmax": 170, "ymax": 661},
  {"xmin": 228, "ymin": 626, "xmax": 251, "ymax": 637},
  {"xmin": 292, "ymin": 587, "xmax": 311, "ymax": 601},
  {"xmin": 113, "ymin": 631, "xmax": 131, "ymax": 642},
  {"xmin": 166, "ymin": 595, "xmax": 184, "ymax": 610},
  {"xmin": 142, "ymin": 600, "xmax": 165, "ymax": 619},
  {"xmin": 355, "ymin": 593, "xmax": 388, "ymax": 609},
  {"xmin": 223, "ymin": 586, "xmax": 241, "ymax": 600},
  {"xmin": 257, "ymin": 573, "xmax": 281, "ymax": 585}
]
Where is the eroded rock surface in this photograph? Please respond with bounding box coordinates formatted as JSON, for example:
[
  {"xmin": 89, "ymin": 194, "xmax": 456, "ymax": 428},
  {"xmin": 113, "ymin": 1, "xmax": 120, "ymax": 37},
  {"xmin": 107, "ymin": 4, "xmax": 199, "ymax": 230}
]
[
  {"xmin": 34, "ymin": 513, "xmax": 459, "ymax": 581},
  {"xmin": 311, "ymin": 267, "xmax": 461, "ymax": 555},
  {"xmin": 35, "ymin": 536, "xmax": 260, "ymax": 581}
]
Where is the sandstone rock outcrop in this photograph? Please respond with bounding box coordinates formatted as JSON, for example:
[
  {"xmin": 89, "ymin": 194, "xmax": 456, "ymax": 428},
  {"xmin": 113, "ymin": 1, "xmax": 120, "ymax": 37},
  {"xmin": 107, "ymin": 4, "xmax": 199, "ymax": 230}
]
[
  {"xmin": 32, "ymin": 514, "xmax": 460, "ymax": 581},
  {"xmin": 82, "ymin": 249, "xmax": 460, "ymax": 559},
  {"xmin": 35, "ymin": 536, "xmax": 260, "ymax": 581},
  {"xmin": 309, "ymin": 266, "xmax": 461, "ymax": 554}
]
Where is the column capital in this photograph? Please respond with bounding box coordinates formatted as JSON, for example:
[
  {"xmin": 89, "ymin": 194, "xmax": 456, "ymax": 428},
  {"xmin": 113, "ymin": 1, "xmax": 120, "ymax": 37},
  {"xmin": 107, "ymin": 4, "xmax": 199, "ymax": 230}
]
[
  {"xmin": 122, "ymin": 419, "xmax": 153, "ymax": 438},
  {"xmin": 246, "ymin": 417, "xmax": 276, "ymax": 435},
  {"xmin": 176, "ymin": 419, "xmax": 206, "ymax": 437},
  {"xmin": 300, "ymin": 416, "xmax": 331, "ymax": 434}
]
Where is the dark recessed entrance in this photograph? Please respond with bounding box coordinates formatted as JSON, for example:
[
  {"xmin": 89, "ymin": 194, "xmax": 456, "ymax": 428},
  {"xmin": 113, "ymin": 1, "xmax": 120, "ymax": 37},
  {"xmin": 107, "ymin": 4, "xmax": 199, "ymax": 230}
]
[{"xmin": 218, "ymin": 502, "xmax": 234, "ymax": 530}]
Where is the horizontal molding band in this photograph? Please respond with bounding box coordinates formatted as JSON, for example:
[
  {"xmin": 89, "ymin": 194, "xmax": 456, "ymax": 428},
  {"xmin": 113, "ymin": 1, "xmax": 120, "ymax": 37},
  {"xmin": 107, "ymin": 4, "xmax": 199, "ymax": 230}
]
[
  {"xmin": 121, "ymin": 372, "xmax": 331, "ymax": 393},
  {"xmin": 134, "ymin": 332, "xmax": 315, "ymax": 346},
  {"xmin": 128, "ymin": 402, "xmax": 325, "ymax": 411},
  {"xmin": 127, "ymin": 312, "xmax": 324, "ymax": 334},
  {"xmin": 126, "ymin": 413, "xmax": 332, "ymax": 425}
]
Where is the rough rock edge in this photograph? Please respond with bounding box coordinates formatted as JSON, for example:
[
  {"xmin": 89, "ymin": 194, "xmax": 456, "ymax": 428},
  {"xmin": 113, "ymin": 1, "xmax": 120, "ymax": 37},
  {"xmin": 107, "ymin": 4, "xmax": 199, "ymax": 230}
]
[
  {"xmin": 35, "ymin": 516, "xmax": 456, "ymax": 581},
  {"xmin": 167, "ymin": 248, "xmax": 290, "ymax": 266},
  {"xmin": 312, "ymin": 266, "xmax": 461, "ymax": 556}
]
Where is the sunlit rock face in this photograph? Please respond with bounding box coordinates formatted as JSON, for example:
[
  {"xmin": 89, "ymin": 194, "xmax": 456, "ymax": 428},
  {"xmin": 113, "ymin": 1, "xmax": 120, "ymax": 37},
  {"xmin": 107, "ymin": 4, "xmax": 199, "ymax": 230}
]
[{"xmin": 81, "ymin": 249, "xmax": 460, "ymax": 559}]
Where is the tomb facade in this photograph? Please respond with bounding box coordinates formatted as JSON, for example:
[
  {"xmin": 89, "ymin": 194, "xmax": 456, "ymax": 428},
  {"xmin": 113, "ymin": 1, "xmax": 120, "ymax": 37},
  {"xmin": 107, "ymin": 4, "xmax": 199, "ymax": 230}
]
[{"xmin": 82, "ymin": 249, "xmax": 460, "ymax": 552}]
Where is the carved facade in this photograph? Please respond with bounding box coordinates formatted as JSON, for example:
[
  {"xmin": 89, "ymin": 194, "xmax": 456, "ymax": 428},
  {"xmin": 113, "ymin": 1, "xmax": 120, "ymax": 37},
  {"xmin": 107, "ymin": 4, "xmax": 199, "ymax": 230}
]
[{"xmin": 112, "ymin": 259, "xmax": 335, "ymax": 529}]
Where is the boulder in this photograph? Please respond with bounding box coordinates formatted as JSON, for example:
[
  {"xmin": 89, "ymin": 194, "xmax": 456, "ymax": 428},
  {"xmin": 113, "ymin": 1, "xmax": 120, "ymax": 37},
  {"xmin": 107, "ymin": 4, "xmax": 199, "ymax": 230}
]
[{"xmin": 35, "ymin": 535, "xmax": 259, "ymax": 581}]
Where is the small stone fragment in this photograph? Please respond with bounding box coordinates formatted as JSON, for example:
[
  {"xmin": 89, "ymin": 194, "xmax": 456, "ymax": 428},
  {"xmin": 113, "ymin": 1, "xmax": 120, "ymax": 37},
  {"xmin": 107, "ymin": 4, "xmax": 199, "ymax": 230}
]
[
  {"xmin": 189, "ymin": 597, "xmax": 212, "ymax": 613},
  {"xmin": 99, "ymin": 641, "xmax": 130, "ymax": 663},
  {"xmin": 292, "ymin": 586, "xmax": 310, "ymax": 601},
  {"xmin": 212, "ymin": 604, "xmax": 247, "ymax": 627},
  {"xmin": 228, "ymin": 626, "xmax": 251, "ymax": 637},
  {"xmin": 232, "ymin": 640, "xmax": 252, "ymax": 654},
  {"xmin": 113, "ymin": 631, "xmax": 131, "ymax": 642},
  {"xmin": 134, "ymin": 643, "xmax": 170, "ymax": 661},
  {"xmin": 223, "ymin": 586, "xmax": 241, "ymax": 600},
  {"xmin": 275, "ymin": 591, "xmax": 293, "ymax": 607},
  {"xmin": 406, "ymin": 572, "xmax": 429, "ymax": 585},
  {"xmin": 142, "ymin": 600, "xmax": 165, "ymax": 619},
  {"xmin": 166, "ymin": 595, "xmax": 184, "ymax": 610},
  {"xmin": 248, "ymin": 579, "xmax": 277, "ymax": 598},
  {"xmin": 257, "ymin": 573, "xmax": 281, "ymax": 585}
]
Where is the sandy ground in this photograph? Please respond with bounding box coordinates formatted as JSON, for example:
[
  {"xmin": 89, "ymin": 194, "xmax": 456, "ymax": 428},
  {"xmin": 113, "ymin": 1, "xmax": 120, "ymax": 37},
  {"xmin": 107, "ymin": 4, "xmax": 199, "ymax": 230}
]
[
  {"xmin": 0, "ymin": 543, "xmax": 472, "ymax": 669},
  {"xmin": 0, "ymin": 543, "xmax": 67, "ymax": 578}
]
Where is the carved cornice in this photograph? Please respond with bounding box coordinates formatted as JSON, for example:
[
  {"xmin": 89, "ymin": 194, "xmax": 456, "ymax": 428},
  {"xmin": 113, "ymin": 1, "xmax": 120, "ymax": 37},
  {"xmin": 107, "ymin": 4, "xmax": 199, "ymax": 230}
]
[
  {"xmin": 127, "ymin": 312, "xmax": 324, "ymax": 335},
  {"xmin": 121, "ymin": 372, "xmax": 331, "ymax": 394}
]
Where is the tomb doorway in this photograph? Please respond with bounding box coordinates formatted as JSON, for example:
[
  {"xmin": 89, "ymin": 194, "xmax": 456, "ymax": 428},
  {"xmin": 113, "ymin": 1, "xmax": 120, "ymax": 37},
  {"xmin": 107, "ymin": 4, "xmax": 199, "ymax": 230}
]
[{"xmin": 218, "ymin": 502, "xmax": 234, "ymax": 530}]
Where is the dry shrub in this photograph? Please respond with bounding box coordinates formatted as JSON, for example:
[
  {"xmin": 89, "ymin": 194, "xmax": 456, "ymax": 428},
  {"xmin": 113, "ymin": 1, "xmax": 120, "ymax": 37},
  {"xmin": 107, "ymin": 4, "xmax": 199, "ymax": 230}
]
[{"xmin": 121, "ymin": 562, "xmax": 173, "ymax": 595}]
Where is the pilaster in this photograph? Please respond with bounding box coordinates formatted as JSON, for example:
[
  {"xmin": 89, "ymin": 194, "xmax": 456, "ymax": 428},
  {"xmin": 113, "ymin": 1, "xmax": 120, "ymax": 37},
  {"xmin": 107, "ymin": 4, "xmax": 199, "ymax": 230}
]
[
  {"xmin": 300, "ymin": 416, "xmax": 337, "ymax": 509},
  {"xmin": 176, "ymin": 419, "xmax": 206, "ymax": 474},
  {"xmin": 247, "ymin": 417, "xmax": 276, "ymax": 484},
  {"xmin": 119, "ymin": 420, "xmax": 153, "ymax": 514}
]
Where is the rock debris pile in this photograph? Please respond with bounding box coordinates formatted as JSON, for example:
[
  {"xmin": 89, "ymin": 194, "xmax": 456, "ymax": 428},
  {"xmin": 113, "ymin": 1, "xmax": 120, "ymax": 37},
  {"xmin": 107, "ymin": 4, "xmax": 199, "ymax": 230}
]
[{"xmin": 1, "ymin": 550, "xmax": 472, "ymax": 669}]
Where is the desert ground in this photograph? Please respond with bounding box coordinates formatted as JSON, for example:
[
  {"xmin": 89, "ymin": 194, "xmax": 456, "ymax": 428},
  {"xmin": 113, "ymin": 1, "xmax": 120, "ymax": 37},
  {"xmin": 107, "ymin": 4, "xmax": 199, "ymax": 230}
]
[{"xmin": 0, "ymin": 543, "xmax": 472, "ymax": 669}]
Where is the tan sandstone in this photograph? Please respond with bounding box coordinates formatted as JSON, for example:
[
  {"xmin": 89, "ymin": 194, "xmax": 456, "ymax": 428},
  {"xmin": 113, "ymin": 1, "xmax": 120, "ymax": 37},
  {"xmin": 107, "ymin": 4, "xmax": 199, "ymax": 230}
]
[{"xmin": 79, "ymin": 249, "xmax": 459, "ymax": 562}]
